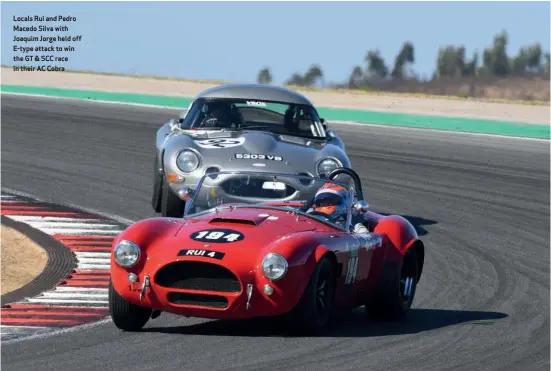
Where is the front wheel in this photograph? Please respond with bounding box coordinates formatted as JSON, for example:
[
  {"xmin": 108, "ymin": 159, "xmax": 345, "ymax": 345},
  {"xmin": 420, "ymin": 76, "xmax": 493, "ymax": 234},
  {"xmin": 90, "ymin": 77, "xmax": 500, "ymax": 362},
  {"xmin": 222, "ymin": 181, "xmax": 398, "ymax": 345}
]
[
  {"xmin": 287, "ymin": 256, "xmax": 336, "ymax": 333},
  {"xmin": 108, "ymin": 280, "xmax": 152, "ymax": 331},
  {"xmin": 365, "ymin": 247, "xmax": 418, "ymax": 321}
]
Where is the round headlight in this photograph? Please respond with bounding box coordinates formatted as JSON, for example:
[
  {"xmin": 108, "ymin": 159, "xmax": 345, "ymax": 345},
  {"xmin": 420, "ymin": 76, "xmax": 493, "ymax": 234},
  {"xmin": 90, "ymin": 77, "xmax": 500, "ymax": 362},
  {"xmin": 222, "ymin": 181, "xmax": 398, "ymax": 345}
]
[
  {"xmin": 114, "ymin": 240, "xmax": 140, "ymax": 268},
  {"xmin": 317, "ymin": 158, "xmax": 341, "ymax": 178},
  {"xmin": 261, "ymin": 253, "xmax": 288, "ymax": 281},
  {"xmin": 176, "ymin": 150, "xmax": 200, "ymax": 173}
]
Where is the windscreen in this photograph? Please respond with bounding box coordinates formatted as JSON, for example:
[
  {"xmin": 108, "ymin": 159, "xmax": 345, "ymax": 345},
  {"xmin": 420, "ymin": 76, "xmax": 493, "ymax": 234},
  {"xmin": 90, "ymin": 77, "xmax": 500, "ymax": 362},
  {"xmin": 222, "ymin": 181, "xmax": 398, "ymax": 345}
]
[
  {"xmin": 180, "ymin": 98, "xmax": 326, "ymax": 139},
  {"xmin": 185, "ymin": 171, "xmax": 352, "ymax": 226}
]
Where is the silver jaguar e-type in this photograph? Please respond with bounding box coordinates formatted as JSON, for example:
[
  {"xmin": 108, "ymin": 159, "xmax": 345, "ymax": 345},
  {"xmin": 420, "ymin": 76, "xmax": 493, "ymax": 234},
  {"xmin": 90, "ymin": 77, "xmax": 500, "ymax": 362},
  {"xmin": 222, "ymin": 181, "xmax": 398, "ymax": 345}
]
[{"xmin": 152, "ymin": 83, "xmax": 351, "ymax": 217}]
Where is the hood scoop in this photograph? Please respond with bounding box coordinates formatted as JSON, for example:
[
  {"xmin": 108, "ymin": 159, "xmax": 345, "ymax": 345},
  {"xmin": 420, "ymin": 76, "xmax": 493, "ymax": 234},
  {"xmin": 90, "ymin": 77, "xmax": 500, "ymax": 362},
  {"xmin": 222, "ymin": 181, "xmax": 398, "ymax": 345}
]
[
  {"xmin": 206, "ymin": 210, "xmax": 277, "ymax": 227},
  {"xmin": 208, "ymin": 212, "xmax": 274, "ymax": 226},
  {"xmin": 209, "ymin": 217, "xmax": 258, "ymax": 226}
]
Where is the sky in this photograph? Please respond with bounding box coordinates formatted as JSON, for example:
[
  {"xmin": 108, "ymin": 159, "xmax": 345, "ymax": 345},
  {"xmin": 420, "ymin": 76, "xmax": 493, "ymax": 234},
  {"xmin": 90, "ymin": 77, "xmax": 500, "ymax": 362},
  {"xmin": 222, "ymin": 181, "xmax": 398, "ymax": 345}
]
[{"xmin": 2, "ymin": 1, "xmax": 550, "ymax": 84}]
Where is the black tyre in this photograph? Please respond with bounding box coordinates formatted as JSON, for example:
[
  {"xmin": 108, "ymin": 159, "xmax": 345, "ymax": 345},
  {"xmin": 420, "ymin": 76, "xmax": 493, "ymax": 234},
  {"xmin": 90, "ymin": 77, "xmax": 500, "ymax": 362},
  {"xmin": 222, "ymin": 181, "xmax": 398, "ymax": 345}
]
[
  {"xmin": 161, "ymin": 179, "xmax": 186, "ymax": 217},
  {"xmin": 108, "ymin": 280, "xmax": 152, "ymax": 331},
  {"xmin": 287, "ymin": 256, "xmax": 336, "ymax": 333},
  {"xmin": 365, "ymin": 247, "xmax": 418, "ymax": 321},
  {"xmin": 152, "ymin": 156, "xmax": 163, "ymax": 213}
]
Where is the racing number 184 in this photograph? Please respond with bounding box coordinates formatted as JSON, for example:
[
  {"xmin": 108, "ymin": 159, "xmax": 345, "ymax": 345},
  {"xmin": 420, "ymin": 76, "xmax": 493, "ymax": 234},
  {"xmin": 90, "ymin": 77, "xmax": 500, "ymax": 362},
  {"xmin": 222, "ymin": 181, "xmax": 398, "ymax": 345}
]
[{"xmin": 195, "ymin": 230, "xmax": 242, "ymax": 242}]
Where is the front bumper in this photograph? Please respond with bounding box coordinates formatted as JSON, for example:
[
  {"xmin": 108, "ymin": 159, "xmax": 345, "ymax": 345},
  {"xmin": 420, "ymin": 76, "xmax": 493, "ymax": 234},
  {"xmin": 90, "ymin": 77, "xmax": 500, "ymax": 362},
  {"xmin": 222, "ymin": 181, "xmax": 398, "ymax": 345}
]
[{"xmin": 111, "ymin": 258, "xmax": 306, "ymax": 320}]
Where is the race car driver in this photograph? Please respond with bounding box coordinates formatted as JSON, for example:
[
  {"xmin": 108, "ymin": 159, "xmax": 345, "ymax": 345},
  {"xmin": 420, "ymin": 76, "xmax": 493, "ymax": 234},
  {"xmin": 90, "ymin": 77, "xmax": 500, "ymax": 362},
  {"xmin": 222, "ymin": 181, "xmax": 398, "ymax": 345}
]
[
  {"xmin": 200, "ymin": 101, "xmax": 241, "ymax": 129},
  {"xmin": 308, "ymin": 182, "xmax": 368, "ymax": 233}
]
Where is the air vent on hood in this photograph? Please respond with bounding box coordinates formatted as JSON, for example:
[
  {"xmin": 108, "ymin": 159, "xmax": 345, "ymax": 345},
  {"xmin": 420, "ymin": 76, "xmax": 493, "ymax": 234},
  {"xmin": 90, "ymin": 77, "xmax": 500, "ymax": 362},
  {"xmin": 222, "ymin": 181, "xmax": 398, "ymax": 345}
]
[{"xmin": 209, "ymin": 217, "xmax": 257, "ymax": 226}]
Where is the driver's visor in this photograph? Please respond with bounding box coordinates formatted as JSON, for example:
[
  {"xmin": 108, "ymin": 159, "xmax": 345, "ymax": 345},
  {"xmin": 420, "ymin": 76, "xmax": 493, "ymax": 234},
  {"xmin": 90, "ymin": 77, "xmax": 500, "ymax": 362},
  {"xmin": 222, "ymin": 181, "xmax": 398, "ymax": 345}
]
[{"xmin": 314, "ymin": 192, "xmax": 342, "ymax": 207}]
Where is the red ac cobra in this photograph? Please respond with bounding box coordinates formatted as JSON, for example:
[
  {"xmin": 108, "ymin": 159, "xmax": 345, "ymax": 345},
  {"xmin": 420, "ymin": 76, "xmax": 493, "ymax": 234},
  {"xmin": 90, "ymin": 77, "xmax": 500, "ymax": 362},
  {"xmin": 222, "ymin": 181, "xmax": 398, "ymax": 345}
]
[{"xmin": 109, "ymin": 168, "xmax": 425, "ymax": 333}]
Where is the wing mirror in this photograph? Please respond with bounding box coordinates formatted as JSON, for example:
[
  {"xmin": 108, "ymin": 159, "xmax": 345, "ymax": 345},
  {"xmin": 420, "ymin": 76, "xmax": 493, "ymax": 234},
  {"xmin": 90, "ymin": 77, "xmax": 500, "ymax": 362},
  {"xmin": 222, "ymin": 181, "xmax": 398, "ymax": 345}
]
[
  {"xmin": 178, "ymin": 187, "xmax": 195, "ymax": 201},
  {"xmin": 353, "ymin": 200, "xmax": 369, "ymax": 213},
  {"xmin": 169, "ymin": 119, "xmax": 179, "ymax": 131},
  {"xmin": 326, "ymin": 130, "xmax": 336, "ymax": 140}
]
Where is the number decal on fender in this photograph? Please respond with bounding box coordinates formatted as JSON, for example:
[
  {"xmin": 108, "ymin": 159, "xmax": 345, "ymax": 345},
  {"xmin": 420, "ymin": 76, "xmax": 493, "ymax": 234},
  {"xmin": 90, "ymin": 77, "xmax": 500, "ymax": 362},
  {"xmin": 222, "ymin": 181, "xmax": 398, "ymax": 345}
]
[
  {"xmin": 190, "ymin": 229, "xmax": 245, "ymax": 243},
  {"xmin": 345, "ymin": 248, "xmax": 359, "ymax": 285}
]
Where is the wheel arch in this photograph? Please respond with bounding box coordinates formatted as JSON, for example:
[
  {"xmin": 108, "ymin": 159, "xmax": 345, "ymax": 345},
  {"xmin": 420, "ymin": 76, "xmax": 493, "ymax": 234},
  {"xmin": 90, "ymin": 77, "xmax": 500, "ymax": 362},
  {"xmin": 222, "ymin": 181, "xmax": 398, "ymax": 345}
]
[
  {"xmin": 409, "ymin": 239, "xmax": 425, "ymax": 283},
  {"xmin": 314, "ymin": 246, "xmax": 341, "ymax": 279}
]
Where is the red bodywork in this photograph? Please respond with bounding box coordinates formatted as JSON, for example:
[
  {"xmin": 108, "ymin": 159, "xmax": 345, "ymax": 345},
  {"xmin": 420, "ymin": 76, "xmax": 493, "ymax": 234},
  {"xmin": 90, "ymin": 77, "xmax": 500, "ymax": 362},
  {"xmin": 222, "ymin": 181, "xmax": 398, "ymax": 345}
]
[{"xmin": 110, "ymin": 203, "xmax": 424, "ymax": 320}]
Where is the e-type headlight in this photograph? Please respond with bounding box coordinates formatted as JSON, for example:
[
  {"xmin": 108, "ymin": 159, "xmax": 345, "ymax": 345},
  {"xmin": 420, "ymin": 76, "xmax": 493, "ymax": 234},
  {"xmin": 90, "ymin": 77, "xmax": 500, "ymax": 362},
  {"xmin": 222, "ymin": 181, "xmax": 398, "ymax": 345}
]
[
  {"xmin": 317, "ymin": 157, "xmax": 342, "ymax": 178},
  {"xmin": 114, "ymin": 240, "xmax": 140, "ymax": 268},
  {"xmin": 176, "ymin": 149, "xmax": 200, "ymax": 173},
  {"xmin": 261, "ymin": 253, "xmax": 288, "ymax": 281}
]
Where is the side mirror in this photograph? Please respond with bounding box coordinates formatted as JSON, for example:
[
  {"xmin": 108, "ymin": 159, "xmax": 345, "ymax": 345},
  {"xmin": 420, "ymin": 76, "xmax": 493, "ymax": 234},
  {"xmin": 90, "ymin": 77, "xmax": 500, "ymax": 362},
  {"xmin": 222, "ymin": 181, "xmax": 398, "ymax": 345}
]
[
  {"xmin": 178, "ymin": 187, "xmax": 195, "ymax": 201},
  {"xmin": 326, "ymin": 130, "xmax": 336, "ymax": 140},
  {"xmin": 353, "ymin": 200, "xmax": 369, "ymax": 213}
]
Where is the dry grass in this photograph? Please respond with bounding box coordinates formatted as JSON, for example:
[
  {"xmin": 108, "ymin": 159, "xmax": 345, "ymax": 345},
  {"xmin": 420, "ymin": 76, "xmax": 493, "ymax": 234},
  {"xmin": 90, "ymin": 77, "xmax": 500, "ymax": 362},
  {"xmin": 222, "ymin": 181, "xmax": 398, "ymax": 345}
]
[
  {"xmin": 2, "ymin": 65, "xmax": 547, "ymax": 106},
  {"xmin": 1, "ymin": 225, "xmax": 48, "ymax": 295},
  {"xmin": 63, "ymin": 69, "xmax": 551, "ymax": 106},
  {"xmin": 2, "ymin": 66, "xmax": 548, "ymax": 124}
]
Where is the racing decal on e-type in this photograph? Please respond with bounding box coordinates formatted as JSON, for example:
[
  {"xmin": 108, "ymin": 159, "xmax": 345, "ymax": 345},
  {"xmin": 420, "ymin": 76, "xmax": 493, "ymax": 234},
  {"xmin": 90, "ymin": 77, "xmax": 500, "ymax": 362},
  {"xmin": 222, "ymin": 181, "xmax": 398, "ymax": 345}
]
[
  {"xmin": 194, "ymin": 138, "xmax": 245, "ymax": 149},
  {"xmin": 246, "ymin": 101, "xmax": 267, "ymax": 107},
  {"xmin": 190, "ymin": 229, "xmax": 245, "ymax": 243},
  {"xmin": 234, "ymin": 153, "xmax": 283, "ymax": 161}
]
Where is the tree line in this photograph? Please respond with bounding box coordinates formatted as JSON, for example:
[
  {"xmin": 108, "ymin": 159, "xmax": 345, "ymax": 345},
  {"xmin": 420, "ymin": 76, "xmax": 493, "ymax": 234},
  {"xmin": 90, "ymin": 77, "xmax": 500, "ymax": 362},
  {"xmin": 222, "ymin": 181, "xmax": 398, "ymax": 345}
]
[{"xmin": 256, "ymin": 30, "xmax": 550, "ymax": 90}]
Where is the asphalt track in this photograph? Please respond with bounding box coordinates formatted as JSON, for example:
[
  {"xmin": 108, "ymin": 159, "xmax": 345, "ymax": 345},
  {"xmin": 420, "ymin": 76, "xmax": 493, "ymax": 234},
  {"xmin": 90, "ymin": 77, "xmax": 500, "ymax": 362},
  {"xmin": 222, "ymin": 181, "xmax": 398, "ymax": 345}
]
[{"xmin": 1, "ymin": 94, "xmax": 549, "ymax": 371}]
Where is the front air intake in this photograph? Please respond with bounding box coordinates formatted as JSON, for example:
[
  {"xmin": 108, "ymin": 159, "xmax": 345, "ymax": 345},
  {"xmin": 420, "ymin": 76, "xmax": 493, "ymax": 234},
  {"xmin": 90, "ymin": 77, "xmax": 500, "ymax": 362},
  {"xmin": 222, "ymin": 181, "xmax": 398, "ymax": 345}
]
[
  {"xmin": 154, "ymin": 261, "xmax": 241, "ymax": 293},
  {"xmin": 167, "ymin": 292, "xmax": 229, "ymax": 308}
]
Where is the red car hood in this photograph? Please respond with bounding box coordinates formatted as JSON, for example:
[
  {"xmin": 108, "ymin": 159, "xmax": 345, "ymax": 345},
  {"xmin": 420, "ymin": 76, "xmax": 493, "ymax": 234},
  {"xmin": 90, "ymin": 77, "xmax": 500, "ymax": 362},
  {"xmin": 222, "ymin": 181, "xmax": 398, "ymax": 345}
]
[{"xmin": 149, "ymin": 207, "xmax": 327, "ymax": 260}]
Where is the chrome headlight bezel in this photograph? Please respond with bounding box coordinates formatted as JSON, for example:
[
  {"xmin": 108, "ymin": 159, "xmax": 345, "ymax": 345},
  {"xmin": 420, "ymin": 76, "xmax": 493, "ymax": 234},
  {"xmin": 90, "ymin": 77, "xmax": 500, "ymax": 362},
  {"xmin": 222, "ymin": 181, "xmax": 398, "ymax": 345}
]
[
  {"xmin": 316, "ymin": 157, "xmax": 342, "ymax": 178},
  {"xmin": 175, "ymin": 149, "xmax": 201, "ymax": 173},
  {"xmin": 261, "ymin": 253, "xmax": 289, "ymax": 281},
  {"xmin": 113, "ymin": 240, "xmax": 141, "ymax": 268}
]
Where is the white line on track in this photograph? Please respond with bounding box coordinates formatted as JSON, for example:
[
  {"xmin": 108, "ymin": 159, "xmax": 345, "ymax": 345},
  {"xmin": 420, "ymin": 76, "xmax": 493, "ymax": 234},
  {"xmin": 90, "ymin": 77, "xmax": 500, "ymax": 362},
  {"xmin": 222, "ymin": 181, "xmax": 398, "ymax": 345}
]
[
  {"xmin": 76, "ymin": 263, "xmax": 111, "ymax": 270},
  {"xmin": 25, "ymin": 298, "xmax": 109, "ymax": 305},
  {"xmin": 1, "ymin": 188, "xmax": 136, "ymax": 226},
  {"xmin": 36, "ymin": 228, "xmax": 123, "ymax": 235},
  {"xmin": 41, "ymin": 292, "xmax": 107, "ymax": 299},
  {"xmin": 15, "ymin": 221, "xmax": 121, "ymax": 229},
  {"xmin": 329, "ymin": 120, "xmax": 551, "ymax": 142},
  {"xmin": 76, "ymin": 258, "xmax": 110, "ymax": 264},
  {"xmin": 75, "ymin": 252, "xmax": 111, "ymax": 258},
  {"xmin": 54, "ymin": 287, "xmax": 108, "ymax": 292},
  {"xmin": 1, "ymin": 318, "xmax": 113, "ymax": 345},
  {"xmin": 3, "ymin": 91, "xmax": 548, "ymax": 142},
  {"xmin": 4, "ymin": 216, "xmax": 107, "ymax": 223},
  {"xmin": 1, "ymin": 327, "xmax": 56, "ymax": 342}
]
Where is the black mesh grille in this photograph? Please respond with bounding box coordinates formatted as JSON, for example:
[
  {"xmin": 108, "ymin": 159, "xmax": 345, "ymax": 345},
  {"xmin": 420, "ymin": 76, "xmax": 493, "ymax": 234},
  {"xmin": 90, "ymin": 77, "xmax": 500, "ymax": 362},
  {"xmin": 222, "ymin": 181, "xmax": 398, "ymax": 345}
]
[
  {"xmin": 220, "ymin": 176, "xmax": 296, "ymax": 199},
  {"xmin": 155, "ymin": 261, "xmax": 241, "ymax": 293},
  {"xmin": 167, "ymin": 292, "xmax": 229, "ymax": 308}
]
